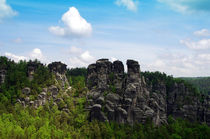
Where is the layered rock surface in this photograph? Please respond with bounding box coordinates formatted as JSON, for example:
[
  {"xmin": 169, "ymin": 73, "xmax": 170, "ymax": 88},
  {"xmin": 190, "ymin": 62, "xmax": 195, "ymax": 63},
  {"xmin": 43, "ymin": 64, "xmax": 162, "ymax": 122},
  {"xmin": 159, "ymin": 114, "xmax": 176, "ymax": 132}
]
[{"xmin": 86, "ymin": 59, "xmax": 210, "ymax": 126}]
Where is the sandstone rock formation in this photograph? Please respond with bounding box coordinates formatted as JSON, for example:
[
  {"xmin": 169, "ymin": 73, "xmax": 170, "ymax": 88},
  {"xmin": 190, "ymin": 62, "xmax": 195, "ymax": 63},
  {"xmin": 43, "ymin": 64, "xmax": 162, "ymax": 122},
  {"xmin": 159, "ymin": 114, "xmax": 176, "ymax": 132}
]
[
  {"xmin": 17, "ymin": 85, "xmax": 67, "ymax": 111},
  {"xmin": 48, "ymin": 62, "xmax": 70, "ymax": 90},
  {"xmin": 86, "ymin": 59, "xmax": 210, "ymax": 126},
  {"xmin": 27, "ymin": 61, "xmax": 43, "ymax": 81},
  {"xmin": 0, "ymin": 69, "xmax": 6, "ymax": 84},
  {"xmin": 17, "ymin": 61, "xmax": 71, "ymax": 112}
]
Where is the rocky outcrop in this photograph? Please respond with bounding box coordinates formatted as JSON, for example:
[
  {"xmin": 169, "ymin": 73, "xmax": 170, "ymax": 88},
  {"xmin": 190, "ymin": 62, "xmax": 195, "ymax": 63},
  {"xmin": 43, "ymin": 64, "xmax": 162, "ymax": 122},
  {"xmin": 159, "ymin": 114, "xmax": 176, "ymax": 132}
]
[
  {"xmin": 0, "ymin": 69, "xmax": 6, "ymax": 84},
  {"xmin": 17, "ymin": 85, "xmax": 69, "ymax": 112},
  {"xmin": 48, "ymin": 62, "xmax": 67, "ymax": 74},
  {"xmin": 48, "ymin": 62, "xmax": 70, "ymax": 91},
  {"xmin": 86, "ymin": 59, "xmax": 167, "ymax": 125},
  {"xmin": 86, "ymin": 59, "xmax": 210, "ymax": 126},
  {"xmin": 17, "ymin": 61, "xmax": 71, "ymax": 112},
  {"xmin": 27, "ymin": 61, "xmax": 43, "ymax": 81}
]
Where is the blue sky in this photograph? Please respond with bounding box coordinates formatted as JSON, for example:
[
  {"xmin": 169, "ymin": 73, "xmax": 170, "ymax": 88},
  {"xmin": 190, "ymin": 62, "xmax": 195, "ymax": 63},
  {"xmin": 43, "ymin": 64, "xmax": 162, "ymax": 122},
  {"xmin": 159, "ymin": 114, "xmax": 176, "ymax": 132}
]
[{"xmin": 1, "ymin": 0, "xmax": 210, "ymax": 77}]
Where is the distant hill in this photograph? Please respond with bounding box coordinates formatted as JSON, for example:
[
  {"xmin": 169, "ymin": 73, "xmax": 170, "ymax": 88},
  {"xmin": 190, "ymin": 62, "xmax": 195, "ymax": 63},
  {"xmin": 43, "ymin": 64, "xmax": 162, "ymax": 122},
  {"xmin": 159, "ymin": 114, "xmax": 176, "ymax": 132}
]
[{"xmin": 179, "ymin": 77, "xmax": 210, "ymax": 95}]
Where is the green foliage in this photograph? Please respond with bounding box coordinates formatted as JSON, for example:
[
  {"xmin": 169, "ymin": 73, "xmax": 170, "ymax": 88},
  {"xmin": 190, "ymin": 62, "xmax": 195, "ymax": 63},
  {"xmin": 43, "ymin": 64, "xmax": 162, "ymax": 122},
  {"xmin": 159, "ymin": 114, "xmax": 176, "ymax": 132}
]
[
  {"xmin": 142, "ymin": 71, "xmax": 200, "ymax": 96},
  {"xmin": 67, "ymin": 67, "xmax": 87, "ymax": 77},
  {"xmin": 0, "ymin": 57, "xmax": 209, "ymax": 139},
  {"xmin": 66, "ymin": 67, "xmax": 87, "ymax": 97},
  {"xmin": 0, "ymin": 57, "xmax": 54, "ymax": 104},
  {"xmin": 180, "ymin": 77, "xmax": 210, "ymax": 95},
  {"xmin": 1, "ymin": 102, "xmax": 209, "ymax": 139}
]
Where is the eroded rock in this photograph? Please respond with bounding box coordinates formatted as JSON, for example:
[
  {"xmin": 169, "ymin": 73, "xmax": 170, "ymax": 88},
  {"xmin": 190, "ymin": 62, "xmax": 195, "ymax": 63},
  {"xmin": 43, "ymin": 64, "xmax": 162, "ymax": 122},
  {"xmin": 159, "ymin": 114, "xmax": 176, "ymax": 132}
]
[{"xmin": 86, "ymin": 59, "xmax": 210, "ymax": 126}]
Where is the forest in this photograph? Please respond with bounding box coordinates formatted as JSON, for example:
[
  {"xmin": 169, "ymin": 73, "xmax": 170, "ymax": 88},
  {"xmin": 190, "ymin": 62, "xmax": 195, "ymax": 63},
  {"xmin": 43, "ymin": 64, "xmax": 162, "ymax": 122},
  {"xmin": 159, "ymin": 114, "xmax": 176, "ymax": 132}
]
[
  {"xmin": 180, "ymin": 77, "xmax": 210, "ymax": 95},
  {"xmin": 0, "ymin": 56, "xmax": 209, "ymax": 139}
]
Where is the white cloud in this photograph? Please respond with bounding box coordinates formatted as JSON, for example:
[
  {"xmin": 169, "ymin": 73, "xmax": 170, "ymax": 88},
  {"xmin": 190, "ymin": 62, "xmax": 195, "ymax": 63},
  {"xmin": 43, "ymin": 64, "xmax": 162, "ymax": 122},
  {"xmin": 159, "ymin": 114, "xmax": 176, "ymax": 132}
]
[
  {"xmin": 67, "ymin": 46, "xmax": 95, "ymax": 68},
  {"xmin": 48, "ymin": 26, "xmax": 65, "ymax": 36},
  {"xmin": 49, "ymin": 7, "xmax": 92, "ymax": 38},
  {"xmin": 4, "ymin": 52, "xmax": 27, "ymax": 62},
  {"xmin": 80, "ymin": 51, "xmax": 94, "ymax": 62},
  {"xmin": 0, "ymin": 0, "xmax": 17, "ymax": 21},
  {"xmin": 180, "ymin": 39, "xmax": 210, "ymax": 50},
  {"xmin": 115, "ymin": 0, "xmax": 138, "ymax": 12},
  {"xmin": 69, "ymin": 57, "xmax": 89, "ymax": 68},
  {"xmin": 194, "ymin": 29, "xmax": 210, "ymax": 37},
  {"xmin": 4, "ymin": 48, "xmax": 47, "ymax": 63},
  {"xmin": 197, "ymin": 53, "xmax": 210, "ymax": 61},
  {"xmin": 146, "ymin": 52, "xmax": 210, "ymax": 77},
  {"xmin": 29, "ymin": 48, "xmax": 43, "ymax": 60},
  {"xmin": 110, "ymin": 57, "xmax": 117, "ymax": 62}
]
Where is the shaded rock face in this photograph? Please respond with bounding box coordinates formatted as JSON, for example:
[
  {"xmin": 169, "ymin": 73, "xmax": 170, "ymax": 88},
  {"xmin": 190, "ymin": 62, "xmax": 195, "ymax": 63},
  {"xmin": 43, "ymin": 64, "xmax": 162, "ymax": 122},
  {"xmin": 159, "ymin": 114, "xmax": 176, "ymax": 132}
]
[
  {"xmin": 86, "ymin": 59, "xmax": 167, "ymax": 125},
  {"xmin": 86, "ymin": 59, "xmax": 210, "ymax": 126},
  {"xmin": 165, "ymin": 83, "xmax": 209, "ymax": 124},
  {"xmin": 48, "ymin": 62, "xmax": 70, "ymax": 90},
  {"xmin": 0, "ymin": 69, "xmax": 6, "ymax": 84},
  {"xmin": 48, "ymin": 62, "xmax": 67, "ymax": 74},
  {"xmin": 27, "ymin": 61, "xmax": 43, "ymax": 81}
]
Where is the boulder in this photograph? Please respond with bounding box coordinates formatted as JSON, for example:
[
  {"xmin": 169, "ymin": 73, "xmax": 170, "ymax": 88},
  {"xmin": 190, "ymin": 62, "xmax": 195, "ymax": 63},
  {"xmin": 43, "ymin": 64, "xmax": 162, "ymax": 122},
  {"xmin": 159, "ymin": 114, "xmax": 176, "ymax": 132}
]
[
  {"xmin": 49, "ymin": 85, "xmax": 59, "ymax": 97},
  {"xmin": 22, "ymin": 87, "xmax": 31, "ymax": 95}
]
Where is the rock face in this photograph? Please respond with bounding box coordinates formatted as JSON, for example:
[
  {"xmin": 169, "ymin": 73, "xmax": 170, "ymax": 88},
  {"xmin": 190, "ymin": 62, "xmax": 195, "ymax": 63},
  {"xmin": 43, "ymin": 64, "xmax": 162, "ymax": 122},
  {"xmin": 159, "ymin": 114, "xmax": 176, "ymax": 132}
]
[
  {"xmin": 86, "ymin": 59, "xmax": 210, "ymax": 126},
  {"xmin": 48, "ymin": 62, "xmax": 70, "ymax": 90},
  {"xmin": 0, "ymin": 69, "xmax": 6, "ymax": 84},
  {"xmin": 17, "ymin": 85, "xmax": 69, "ymax": 112},
  {"xmin": 27, "ymin": 61, "xmax": 43, "ymax": 81},
  {"xmin": 17, "ymin": 61, "xmax": 71, "ymax": 112},
  {"xmin": 48, "ymin": 62, "xmax": 67, "ymax": 74}
]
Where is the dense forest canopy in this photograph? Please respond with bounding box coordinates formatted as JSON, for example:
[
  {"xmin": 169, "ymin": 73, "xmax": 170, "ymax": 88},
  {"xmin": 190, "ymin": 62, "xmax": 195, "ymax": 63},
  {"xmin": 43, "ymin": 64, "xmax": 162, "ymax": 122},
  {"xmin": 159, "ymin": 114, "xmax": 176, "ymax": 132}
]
[
  {"xmin": 0, "ymin": 56, "xmax": 209, "ymax": 139},
  {"xmin": 142, "ymin": 71, "xmax": 200, "ymax": 96},
  {"xmin": 180, "ymin": 77, "xmax": 210, "ymax": 95}
]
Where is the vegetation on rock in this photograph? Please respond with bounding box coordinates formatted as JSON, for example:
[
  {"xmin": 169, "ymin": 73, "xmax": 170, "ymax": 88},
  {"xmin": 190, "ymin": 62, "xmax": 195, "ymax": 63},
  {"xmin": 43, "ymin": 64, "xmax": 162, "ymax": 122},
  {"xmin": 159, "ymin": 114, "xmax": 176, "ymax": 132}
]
[{"xmin": 0, "ymin": 56, "xmax": 209, "ymax": 139}]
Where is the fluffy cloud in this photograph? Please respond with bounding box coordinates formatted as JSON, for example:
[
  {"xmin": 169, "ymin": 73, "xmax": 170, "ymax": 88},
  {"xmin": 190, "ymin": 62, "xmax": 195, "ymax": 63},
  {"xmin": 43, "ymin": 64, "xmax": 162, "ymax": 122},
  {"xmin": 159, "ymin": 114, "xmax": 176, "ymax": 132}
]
[
  {"xmin": 147, "ymin": 28, "xmax": 210, "ymax": 76},
  {"xmin": 146, "ymin": 52, "xmax": 210, "ymax": 77},
  {"xmin": 80, "ymin": 51, "xmax": 94, "ymax": 62},
  {"xmin": 158, "ymin": 0, "xmax": 210, "ymax": 13},
  {"xmin": 115, "ymin": 0, "xmax": 138, "ymax": 12},
  {"xmin": 194, "ymin": 29, "xmax": 210, "ymax": 37},
  {"xmin": 0, "ymin": 0, "xmax": 17, "ymax": 21},
  {"xmin": 4, "ymin": 48, "xmax": 44, "ymax": 63},
  {"xmin": 30, "ymin": 48, "xmax": 43, "ymax": 60},
  {"xmin": 68, "ymin": 46, "xmax": 95, "ymax": 68},
  {"xmin": 4, "ymin": 52, "xmax": 27, "ymax": 62},
  {"xmin": 49, "ymin": 7, "xmax": 92, "ymax": 38},
  {"xmin": 180, "ymin": 39, "xmax": 210, "ymax": 50}
]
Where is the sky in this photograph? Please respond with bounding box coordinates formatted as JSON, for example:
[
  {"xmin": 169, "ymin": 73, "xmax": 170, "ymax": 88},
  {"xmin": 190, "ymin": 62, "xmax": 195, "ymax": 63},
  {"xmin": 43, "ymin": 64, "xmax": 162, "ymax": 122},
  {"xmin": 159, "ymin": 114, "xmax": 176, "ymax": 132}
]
[{"xmin": 1, "ymin": 0, "xmax": 210, "ymax": 77}]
